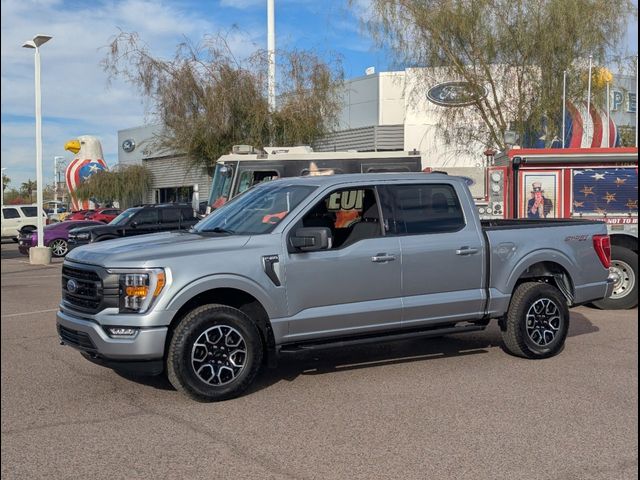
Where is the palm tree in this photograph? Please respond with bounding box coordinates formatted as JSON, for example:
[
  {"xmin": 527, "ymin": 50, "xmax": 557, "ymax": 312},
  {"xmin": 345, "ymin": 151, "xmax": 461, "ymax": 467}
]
[{"xmin": 20, "ymin": 180, "xmax": 37, "ymax": 203}]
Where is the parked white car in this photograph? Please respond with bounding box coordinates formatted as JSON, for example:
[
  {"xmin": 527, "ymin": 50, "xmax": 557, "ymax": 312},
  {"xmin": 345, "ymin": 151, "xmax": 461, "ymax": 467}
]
[{"xmin": 1, "ymin": 205, "xmax": 47, "ymax": 241}]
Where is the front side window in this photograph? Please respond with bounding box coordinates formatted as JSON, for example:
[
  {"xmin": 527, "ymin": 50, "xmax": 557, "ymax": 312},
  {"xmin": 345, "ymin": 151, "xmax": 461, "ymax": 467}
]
[
  {"xmin": 20, "ymin": 207, "xmax": 37, "ymax": 217},
  {"xmin": 195, "ymin": 183, "xmax": 315, "ymax": 235},
  {"xmin": 111, "ymin": 208, "xmax": 140, "ymax": 225},
  {"xmin": 133, "ymin": 209, "xmax": 159, "ymax": 225},
  {"xmin": 2, "ymin": 208, "xmax": 20, "ymax": 219},
  {"xmin": 299, "ymin": 187, "xmax": 381, "ymax": 249},
  {"xmin": 382, "ymin": 184, "xmax": 465, "ymax": 235}
]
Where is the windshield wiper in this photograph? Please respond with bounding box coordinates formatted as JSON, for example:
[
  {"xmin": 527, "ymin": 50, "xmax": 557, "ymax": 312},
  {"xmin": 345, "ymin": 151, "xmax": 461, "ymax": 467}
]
[{"xmin": 199, "ymin": 227, "xmax": 235, "ymax": 234}]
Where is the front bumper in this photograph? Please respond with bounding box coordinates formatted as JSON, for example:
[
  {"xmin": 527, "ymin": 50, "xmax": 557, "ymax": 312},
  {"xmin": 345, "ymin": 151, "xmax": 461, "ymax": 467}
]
[
  {"xmin": 56, "ymin": 308, "xmax": 167, "ymax": 365},
  {"xmin": 66, "ymin": 238, "xmax": 90, "ymax": 253}
]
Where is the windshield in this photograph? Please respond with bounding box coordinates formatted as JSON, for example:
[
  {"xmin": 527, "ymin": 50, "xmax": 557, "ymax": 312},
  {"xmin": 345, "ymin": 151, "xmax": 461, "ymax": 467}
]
[
  {"xmin": 195, "ymin": 183, "xmax": 316, "ymax": 235},
  {"xmin": 110, "ymin": 208, "xmax": 141, "ymax": 225},
  {"xmin": 208, "ymin": 163, "xmax": 234, "ymax": 209}
]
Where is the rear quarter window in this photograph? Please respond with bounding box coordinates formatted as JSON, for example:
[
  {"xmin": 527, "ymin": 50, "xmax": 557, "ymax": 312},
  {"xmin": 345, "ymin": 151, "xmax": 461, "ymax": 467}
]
[{"xmin": 3, "ymin": 208, "xmax": 20, "ymax": 219}]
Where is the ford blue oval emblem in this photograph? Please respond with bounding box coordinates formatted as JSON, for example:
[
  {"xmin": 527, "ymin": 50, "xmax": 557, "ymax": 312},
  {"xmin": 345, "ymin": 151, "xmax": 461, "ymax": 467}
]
[
  {"xmin": 427, "ymin": 81, "xmax": 488, "ymax": 107},
  {"xmin": 67, "ymin": 279, "xmax": 78, "ymax": 293}
]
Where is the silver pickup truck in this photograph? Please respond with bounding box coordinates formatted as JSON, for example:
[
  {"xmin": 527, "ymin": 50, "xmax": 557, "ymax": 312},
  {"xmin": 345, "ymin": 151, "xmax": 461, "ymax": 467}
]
[{"xmin": 57, "ymin": 173, "xmax": 614, "ymax": 401}]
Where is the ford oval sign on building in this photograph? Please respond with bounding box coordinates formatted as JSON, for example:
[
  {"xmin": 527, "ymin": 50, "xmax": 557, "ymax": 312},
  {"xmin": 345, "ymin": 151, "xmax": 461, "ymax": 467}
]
[{"xmin": 427, "ymin": 81, "xmax": 488, "ymax": 107}]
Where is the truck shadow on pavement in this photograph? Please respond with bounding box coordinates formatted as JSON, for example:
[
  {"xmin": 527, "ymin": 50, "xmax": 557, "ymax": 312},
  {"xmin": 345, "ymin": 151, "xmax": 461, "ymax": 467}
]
[{"xmin": 116, "ymin": 311, "xmax": 599, "ymax": 396}]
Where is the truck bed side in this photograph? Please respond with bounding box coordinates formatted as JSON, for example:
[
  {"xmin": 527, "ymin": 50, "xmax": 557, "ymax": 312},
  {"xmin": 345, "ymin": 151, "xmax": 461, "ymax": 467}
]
[{"xmin": 482, "ymin": 219, "xmax": 610, "ymax": 316}]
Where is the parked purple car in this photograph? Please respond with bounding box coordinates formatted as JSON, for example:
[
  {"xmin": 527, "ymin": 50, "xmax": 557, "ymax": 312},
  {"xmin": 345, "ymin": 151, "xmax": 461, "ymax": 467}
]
[{"xmin": 18, "ymin": 220, "xmax": 103, "ymax": 257}]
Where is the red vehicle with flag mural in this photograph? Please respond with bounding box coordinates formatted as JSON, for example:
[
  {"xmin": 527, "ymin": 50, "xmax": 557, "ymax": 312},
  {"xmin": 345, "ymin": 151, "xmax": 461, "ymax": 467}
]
[{"xmin": 475, "ymin": 147, "xmax": 638, "ymax": 310}]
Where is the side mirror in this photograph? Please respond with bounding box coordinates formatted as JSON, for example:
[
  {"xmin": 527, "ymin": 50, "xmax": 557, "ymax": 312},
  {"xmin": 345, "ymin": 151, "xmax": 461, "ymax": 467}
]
[{"xmin": 290, "ymin": 227, "xmax": 331, "ymax": 252}]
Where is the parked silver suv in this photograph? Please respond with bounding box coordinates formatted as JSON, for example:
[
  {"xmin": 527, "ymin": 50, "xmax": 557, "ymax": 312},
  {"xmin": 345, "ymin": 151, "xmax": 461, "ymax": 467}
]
[{"xmin": 57, "ymin": 174, "xmax": 613, "ymax": 401}]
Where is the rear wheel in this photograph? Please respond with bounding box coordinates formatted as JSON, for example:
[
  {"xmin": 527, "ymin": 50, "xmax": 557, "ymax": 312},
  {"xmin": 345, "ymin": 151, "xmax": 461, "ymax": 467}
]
[
  {"xmin": 166, "ymin": 304, "xmax": 264, "ymax": 401},
  {"xmin": 502, "ymin": 282, "xmax": 569, "ymax": 359},
  {"xmin": 592, "ymin": 246, "xmax": 637, "ymax": 310},
  {"xmin": 49, "ymin": 238, "xmax": 69, "ymax": 257}
]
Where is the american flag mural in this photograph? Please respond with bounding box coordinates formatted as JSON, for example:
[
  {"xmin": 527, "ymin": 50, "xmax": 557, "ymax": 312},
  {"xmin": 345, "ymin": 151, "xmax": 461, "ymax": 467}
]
[
  {"xmin": 564, "ymin": 101, "xmax": 620, "ymax": 148},
  {"xmin": 572, "ymin": 168, "xmax": 638, "ymax": 215},
  {"xmin": 65, "ymin": 157, "xmax": 108, "ymax": 211},
  {"xmin": 525, "ymin": 101, "xmax": 621, "ymax": 149}
]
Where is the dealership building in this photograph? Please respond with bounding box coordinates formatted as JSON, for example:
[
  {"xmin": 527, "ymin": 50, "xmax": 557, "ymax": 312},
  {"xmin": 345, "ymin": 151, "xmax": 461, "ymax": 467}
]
[{"xmin": 117, "ymin": 68, "xmax": 637, "ymax": 205}]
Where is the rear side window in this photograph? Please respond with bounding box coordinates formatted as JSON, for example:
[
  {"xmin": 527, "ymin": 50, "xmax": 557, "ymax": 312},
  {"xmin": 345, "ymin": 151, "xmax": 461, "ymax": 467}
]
[
  {"xmin": 161, "ymin": 209, "xmax": 181, "ymax": 223},
  {"xmin": 20, "ymin": 207, "xmax": 37, "ymax": 217},
  {"xmin": 181, "ymin": 208, "xmax": 196, "ymax": 220},
  {"xmin": 3, "ymin": 208, "xmax": 20, "ymax": 219},
  {"xmin": 382, "ymin": 184, "xmax": 465, "ymax": 235}
]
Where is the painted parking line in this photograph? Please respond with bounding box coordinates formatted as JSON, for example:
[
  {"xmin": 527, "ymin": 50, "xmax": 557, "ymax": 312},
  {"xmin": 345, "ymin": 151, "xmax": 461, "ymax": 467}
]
[{"xmin": 1, "ymin": 308, "xmax": 58, "ymax": 318}]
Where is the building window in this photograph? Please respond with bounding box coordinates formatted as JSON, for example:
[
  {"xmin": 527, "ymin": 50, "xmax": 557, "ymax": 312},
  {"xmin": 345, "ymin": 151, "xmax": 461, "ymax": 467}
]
[{"xmin": 156, "ymin": 186, "xmax": 194, "ymax": 204}]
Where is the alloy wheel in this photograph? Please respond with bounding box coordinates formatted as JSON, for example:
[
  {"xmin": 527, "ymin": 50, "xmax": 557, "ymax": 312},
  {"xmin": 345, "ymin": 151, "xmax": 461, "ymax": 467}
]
[
  {"xmin": 191, "ymin": 325, "xmax": 247, "ymax": 386},
  {"xmin": 50, "ymin": 239, "xmax": 68, "ymax": 257},
  {"xmin": 525, "ymin": 298, "xmax": 562, "ymax": 347}
]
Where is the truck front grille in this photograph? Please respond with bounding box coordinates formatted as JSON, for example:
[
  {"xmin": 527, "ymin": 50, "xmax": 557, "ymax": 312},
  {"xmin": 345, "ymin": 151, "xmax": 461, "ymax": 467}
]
[{"xmin": 61, "ymin": 265, "xmax": 103, "ymax": 313}]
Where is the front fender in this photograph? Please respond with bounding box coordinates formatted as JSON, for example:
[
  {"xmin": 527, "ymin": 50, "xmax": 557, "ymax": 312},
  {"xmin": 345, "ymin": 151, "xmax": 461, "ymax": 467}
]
[{"xmin": 164, "ymin": 273, "xmax": 281, "ymax": 319}]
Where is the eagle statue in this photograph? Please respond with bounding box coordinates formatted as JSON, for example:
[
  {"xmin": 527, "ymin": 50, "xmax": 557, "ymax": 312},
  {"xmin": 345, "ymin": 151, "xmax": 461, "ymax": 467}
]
[{"xmin": 64, "ymin": 135, "xmax": 108, "ymax": 211}]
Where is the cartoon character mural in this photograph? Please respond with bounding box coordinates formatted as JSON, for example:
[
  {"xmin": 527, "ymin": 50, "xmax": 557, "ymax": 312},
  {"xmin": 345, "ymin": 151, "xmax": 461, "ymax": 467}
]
[{"xmin": 64, "ymin": 135, "xmax": 108, "ymax": 211}]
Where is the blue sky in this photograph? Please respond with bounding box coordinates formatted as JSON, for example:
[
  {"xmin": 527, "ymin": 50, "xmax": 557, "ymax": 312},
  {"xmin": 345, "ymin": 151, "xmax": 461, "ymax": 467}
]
[{"xmin": 0, "ymin": 0, "xmax": 637, "ymax": 188}]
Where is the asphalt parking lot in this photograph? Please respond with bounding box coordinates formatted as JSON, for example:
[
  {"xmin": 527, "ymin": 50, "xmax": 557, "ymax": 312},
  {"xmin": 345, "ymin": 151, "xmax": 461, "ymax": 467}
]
[{"xmin": 1, "ymin": 241, "xmax": 637, "ymax": 480}]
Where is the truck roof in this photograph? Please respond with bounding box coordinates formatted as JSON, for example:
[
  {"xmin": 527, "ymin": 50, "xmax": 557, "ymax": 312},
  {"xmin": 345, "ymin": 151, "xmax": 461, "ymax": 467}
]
[{"xmin": 265, "ymin": 172, "xmax": 455, "ymax": 187}]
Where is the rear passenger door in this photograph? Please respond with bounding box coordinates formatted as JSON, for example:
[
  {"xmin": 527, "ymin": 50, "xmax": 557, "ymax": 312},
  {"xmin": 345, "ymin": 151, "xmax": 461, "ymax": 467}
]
[{"xmin": 379, "ymin": 183, "xmax": 486, "ymax": 326}]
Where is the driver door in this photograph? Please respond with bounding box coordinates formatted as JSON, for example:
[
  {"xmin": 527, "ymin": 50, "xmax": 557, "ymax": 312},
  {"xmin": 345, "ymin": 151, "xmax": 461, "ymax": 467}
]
[{"xmin": 281, "ymin": 186, "xmax": 402, "ymax": 343}]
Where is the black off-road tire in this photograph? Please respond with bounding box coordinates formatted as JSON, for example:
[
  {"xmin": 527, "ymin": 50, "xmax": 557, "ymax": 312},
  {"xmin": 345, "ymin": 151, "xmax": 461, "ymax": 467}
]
[
  {"xmin": 592, "ymin": 246, "xmax": 637, "ymax": 310},
  {"xmin": 166, "ymin": 304, "xmax": 264, "ymax": 402},
  {"xmin": 502, "ymin": 282, "xmax": 569, "ymax": 359}
]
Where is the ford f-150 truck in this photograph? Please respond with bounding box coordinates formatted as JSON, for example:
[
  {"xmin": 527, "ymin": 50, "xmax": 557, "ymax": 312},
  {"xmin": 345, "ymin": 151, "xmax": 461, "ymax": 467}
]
[{"xmin": 57, "ymin": 173, "xmax": 614, "ymax": 401}]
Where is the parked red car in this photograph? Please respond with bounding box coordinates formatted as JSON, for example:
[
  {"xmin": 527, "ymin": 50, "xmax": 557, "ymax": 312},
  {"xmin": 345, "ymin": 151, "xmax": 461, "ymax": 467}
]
[
  {"xmin": 67, "ymin": 209, "xmax": 94, "ymax": 221},
  {"xmin": 85, "ymin": 208, "xmax": 121, "ymax": 223}
]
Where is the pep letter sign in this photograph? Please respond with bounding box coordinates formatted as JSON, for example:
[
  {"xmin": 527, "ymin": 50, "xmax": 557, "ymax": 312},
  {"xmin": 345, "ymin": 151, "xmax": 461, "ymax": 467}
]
[{"xmin": 427, "ymin": 81, "xmax": 488, "ymax": 107}]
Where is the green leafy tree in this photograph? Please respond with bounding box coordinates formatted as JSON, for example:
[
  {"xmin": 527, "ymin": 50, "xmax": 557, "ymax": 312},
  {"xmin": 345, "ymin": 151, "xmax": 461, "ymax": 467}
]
[
  {"xmin": 2, "ymin": 173, "xmax": 9, "ymax": 191},
  {"xmin": 357, "ymin": 0, "xmax": 636, "ymax": 151},
  {"xmin": 74, "ymin": 165, "xmax": 153, "ymax": 208},
  {"xmin": 102, "ymin": 31, "xmax": 344, "ymax": 169}
]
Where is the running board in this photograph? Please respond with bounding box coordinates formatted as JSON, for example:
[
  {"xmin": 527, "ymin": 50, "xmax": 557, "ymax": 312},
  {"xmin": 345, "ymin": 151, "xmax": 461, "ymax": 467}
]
[{"xmin": 278, "ymin": 324, "xmax": 486, "ymax": 354}]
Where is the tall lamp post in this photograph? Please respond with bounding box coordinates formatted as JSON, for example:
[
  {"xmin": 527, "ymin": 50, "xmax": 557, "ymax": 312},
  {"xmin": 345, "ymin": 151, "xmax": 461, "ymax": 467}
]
[{"xmin": 23, "ymin": 34, "xmax": 52, "ymax": 265}]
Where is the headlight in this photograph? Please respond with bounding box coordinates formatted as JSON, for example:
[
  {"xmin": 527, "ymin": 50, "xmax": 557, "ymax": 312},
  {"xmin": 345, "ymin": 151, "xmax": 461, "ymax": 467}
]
[
  {"xmin": 118, "ymin": 269, "xmax": 166, "ymax": 313},
  {"xmin": 491, "ymin": 183, "xmax": 501, "ymax": 193},
  {"xmin": 74, "ymin": 232, "xmax": 90, "ymax": 240},
  {"xmin": 491, "ymin": 172, "xmax": 502, "ymax": 182}
]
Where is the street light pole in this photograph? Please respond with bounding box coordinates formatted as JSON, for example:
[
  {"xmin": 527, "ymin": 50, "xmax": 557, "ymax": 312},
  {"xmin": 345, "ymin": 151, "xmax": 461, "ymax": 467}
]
[
  {"xmin": 23, "ymin": 34, "xmax": 52, "ymax": 264},
  {"xmin": 53, "ymin": 156, "xmax": 64, "ymax": 215}
]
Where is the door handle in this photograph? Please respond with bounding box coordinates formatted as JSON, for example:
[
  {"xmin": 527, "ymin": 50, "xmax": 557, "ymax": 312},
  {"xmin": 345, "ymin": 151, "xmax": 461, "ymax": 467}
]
[
  {"xmin": 456, "ymin": 247, "xmax": 480, "ymax": 256},
  {"xmin": 371, "ymin": 253, "xmax": 396, "ymax": 263}
]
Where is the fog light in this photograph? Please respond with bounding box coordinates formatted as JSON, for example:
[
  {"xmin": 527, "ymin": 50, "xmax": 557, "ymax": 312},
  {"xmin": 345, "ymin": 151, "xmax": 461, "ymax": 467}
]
[{"xmin": 107, "ymin": 327, "xmax": 138, "ymax": 337}]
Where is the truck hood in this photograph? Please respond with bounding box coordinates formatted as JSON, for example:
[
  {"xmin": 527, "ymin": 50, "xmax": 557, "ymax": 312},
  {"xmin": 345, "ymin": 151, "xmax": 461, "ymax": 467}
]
[{"xmin": 66, "ymin": 231, "xmax": 251, "ymax": 268}]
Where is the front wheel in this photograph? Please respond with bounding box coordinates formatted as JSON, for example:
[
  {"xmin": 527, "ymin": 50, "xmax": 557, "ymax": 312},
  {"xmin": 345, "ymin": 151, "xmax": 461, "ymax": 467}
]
[
  {"xmin": 166, "ymin": 304, "xmax": 264, "ymax": 401},
  {"xmin": 592, "ymin": 246, "xmax": 637, "ymax": 310},
  {"xmin": 502, "ymin": 282, "xmax": 569, "ymax": 359},
  {"xmin": 49, "ymin": 238, "xmax": 69, "ymax": 257}
]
